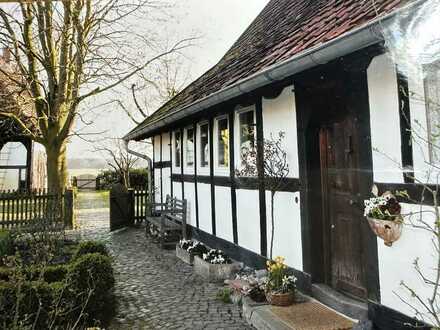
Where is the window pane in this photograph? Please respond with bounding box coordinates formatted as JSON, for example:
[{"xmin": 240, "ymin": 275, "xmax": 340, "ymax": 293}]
[
  {"xmin": 239, "ymin": 111, "xmax": 255, "ymax": 162},
  {"xmin": 186, "ymin": 128, "xmax": 194, "ymax": 166},
  {"xmin": 200, "ymin": 124, "xmax": 209, "ymax": 167},
  {"xmin": 425, "ymin": 64, "xmax": 440, "ymax": 163},
  {"xmin": 217, "ymin": 118, "xmax": 229, "ymax": 167},
  {"xmin": 175, "ymin": 131, "xmax": 181, "ymax": 167}
]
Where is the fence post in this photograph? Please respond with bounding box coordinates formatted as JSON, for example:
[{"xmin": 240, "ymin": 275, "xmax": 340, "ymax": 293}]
[
  {"xmin": 63, "ymin": 189, "xmax": 74, "ymax": 229},
  {"xmin": 127, "ymin": 189, "xmax": 135, "ymax": 227}
]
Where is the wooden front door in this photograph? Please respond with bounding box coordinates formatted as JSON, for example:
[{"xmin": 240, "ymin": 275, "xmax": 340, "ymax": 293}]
[{"xmin": 319, "ymin": 115, "xmax": 366, "ymax": 299}]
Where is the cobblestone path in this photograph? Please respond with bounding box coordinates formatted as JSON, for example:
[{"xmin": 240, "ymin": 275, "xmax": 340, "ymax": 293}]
[{"xmin": 74, "ymin": 192, "xmax": 253, "ymax": 330}]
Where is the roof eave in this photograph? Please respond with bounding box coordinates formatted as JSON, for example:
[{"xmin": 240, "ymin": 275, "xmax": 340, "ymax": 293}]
[{"xmin": 124, "ymin": 0, "xmax": 421, "ymax": 142}]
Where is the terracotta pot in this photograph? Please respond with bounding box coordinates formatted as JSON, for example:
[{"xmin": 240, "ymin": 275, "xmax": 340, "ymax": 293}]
[
  {"xmin": 265, "ymin": 290, "xmax": 295, "ymax": 306},
  {"xmin": 367, "ymin": 216, "xmax": 403, "ymax": 247}
]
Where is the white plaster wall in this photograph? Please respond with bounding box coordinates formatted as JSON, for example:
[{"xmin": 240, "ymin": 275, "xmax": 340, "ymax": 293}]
[
  {"xmin": 262, "ymin": 86, "xmax": 300, "ymax": 178},
  {"xmin": 153, "ymin": 134, "xmax": 161, "ymax": 162},
  {"xmin": 161, "ymin": 132, "xmax": 171, "ymax": 161},
  {"xmin": 408, "ymin": 67, "xmax": 440, "ymax": 184},
  {"xmin": 214, "ymin": 186, "xmax": 233, "ymax": 242},
  {"xmin": 367, "ymin": 54, "xmax": 404, "ymax": 183},
  {"xmin": 378, "ymin": 203, "xmax": 438, "ymax": 318},
  {"xmin": 197, "ymin": 183, "xmax": 212, "ymax": 234},
  {"xmin": 172, "ymin": 181, "xmax": 182, "ymax": 200},
  {"xmin": 154, "ymin": 169, "xmax": 161, "ymax": 203},
  {"xmin": 265, "ymin": 191, "xmax": 303, "ymax": 271},
  {"xmin": 184, "ymin": 182, "xmax": 196, "ymax": 227},
  {"xmin": 236, "ymin": 189, "xmax": 260, "ymax": 254},
  {"xmin": 161, "ymin": 168, "xmax": 171, "ymax": 200}
]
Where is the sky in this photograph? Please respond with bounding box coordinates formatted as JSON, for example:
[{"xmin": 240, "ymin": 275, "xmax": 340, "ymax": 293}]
[{"xmin": 68, "ymin": 0, "xmax": 270, "ymax": 161}]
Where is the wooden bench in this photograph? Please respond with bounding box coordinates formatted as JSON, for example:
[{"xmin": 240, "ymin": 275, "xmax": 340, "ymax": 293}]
[{"xmin": 146, "ymin": 195, "xmax": 187, "ymax": 248}]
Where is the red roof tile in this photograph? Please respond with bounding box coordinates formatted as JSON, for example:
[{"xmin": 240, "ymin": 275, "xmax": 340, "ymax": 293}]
[{"xmin": 130, "ymin": 0, "xmax": 412, "ymax": 138}]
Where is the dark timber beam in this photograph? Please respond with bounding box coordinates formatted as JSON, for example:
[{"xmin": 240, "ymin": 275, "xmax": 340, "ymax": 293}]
[{"xmin": 255, "ymin": 96, "xmax": 267, "ymax": 257}]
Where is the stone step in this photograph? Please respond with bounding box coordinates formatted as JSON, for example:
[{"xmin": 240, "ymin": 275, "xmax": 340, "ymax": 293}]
[
  {"xmin": 311, "ymin": 284, "xmax": 368, "ymax": 321},
  {"xmin": 243, "ymin": 294, "xmax": 356, "ymax": 330}
]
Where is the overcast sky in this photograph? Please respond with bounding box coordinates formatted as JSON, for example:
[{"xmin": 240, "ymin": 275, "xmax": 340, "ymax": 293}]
[{"xmin": 69, "ymin": 0, "xmax": 269, "ymax": 160}]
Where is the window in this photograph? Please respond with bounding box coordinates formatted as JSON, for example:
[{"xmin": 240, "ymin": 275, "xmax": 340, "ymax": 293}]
[
  {"xmin": 200, "ymin": 123, "xmax": 209, "ymax": 167},
  {"xmin": 424, "ymin": 62, "xmax": 440, "ymax": 163},
  {"xmin": 217, "ymin": 118, "xmax": 229, "ymax": 167},
  {"xmin": 186, "ymin": 127, "xmax": 194, "ymax": 167},
  {"xmin": 174, "ymin": 131, "xmax": 181, "ymax": 167},
  {"xmin": 238, "ymin": 110, "xmax": 255, "ymax": 163}
]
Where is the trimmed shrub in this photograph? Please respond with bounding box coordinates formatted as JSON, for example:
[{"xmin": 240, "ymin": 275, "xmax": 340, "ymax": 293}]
[
  {"xmin": 0, "ymin": 230, "xmax": 13, "ymax": 259},
  {"xmin": 67, "ymin": 253, "xmax": 115, "ymax": 326},
  {"xmin": 0, "ymin": 280, "xmax": 56, "ymax": 329},
  {"xmin": 73, "ymin": 241, "xmax": 109, "ymax": 260},
  {"xmin": 0, "ymin": 268, "xmax": 11, "ymax": 281}
]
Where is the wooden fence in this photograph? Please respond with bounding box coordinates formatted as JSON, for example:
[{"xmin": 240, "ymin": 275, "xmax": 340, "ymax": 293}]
[
  {"xmin": 0, "ymin": 189, "xmax": 74, "ymax": 229},
  {"xmin": 109, "ymin": 186, "xmax": 150, "ymax": 231},
  {"xmin": 133, "ymin": 187, "xmax": 150, "ymax": 224}
]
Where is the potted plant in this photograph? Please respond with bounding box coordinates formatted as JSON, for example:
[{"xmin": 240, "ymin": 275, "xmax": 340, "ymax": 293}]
[
  {"xmin": 364, "ymin": 186, "xmax": 403, "ymax": 246},
  {"xmin": 265, "ymin": 256, "xmax": 296, "ymax": 306},
  {"xmin": 194, "ymin": 249, "xmax": 241, "ymax": 282},
  {"xmin": 176, "ymin": 239, "xmax": 208, "ymax": 265}
]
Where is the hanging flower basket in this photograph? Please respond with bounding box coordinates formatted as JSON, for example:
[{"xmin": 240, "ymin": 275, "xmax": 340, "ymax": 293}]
[
  {"xmin": 364, "ymin": 186, "xmax": 404, "ymax": 247},
  {"xmin": 367, "ymin": 216, "xmax": 403, "ymax": 247},
  {"xmin": 265, "ymin": 290, "xmax": 295, "ymax": 307}
]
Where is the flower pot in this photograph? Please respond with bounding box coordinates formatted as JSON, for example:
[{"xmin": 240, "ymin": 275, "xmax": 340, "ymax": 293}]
[
  {"xmin": 367, "ymin": 216, "xmax": 403, "ymax": 247},
  {"xmin": 193, "ymin": 256, "xmax": 241, "ymax": 282},
  {"xmin": 176, "ymin": 245, "xmax": 194, "ymax": 265},
  {"xmin": 265, "ymin": 290, "xmax": 295, "ymax": 306}
]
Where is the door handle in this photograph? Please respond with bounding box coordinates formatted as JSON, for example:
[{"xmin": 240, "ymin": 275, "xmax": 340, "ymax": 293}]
[{"xmin": 349, "ymin": 199, "xmax": 357, "ymax": 206}]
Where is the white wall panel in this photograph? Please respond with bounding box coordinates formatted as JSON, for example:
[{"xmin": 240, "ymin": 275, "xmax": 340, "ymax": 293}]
[
  {"xmin": 172, "ymin": 181, "xmax": 182, "ymax": 200},
  {"xmin": 184, "ymin": 183, "xmax": 196, "ymax": 227},
  {"xmin": 153, "ymin": 169, "xmax": 161, "ymax": 203},
  {"xmin": 367, "ymin": 54, "xmax": 404, "ymax": 183},
  {"xmin": 153, "ymin": 134, "xmax": 161, "ymax": 162},
  {"xmin": 236, "ymin": 189, "xmax": 260, "ymax": 254},
  {"xmin": 265, "ymin": 191, "xmax": 303, "ymax": 271},
  {"xmin": 378, "ymin": 203, "xmax": 437, "ymax": 317},
  {"xmin": 214, "ymin": 186, "xmax": 233, "ymax": 242},
  {"xmin": 161, "ymin": 132, "xmax": 171, "ymax": 161},
  {"xmin": 197, "ymin": 183, "xmax": 212, "ymax": 234},
  {"xmin": 161, "ymin": 168, "xmax": 171, "ymax": 200},
  {"xmin": 262, "ymin": 86, "xmax": 299, "ymax": 178}
]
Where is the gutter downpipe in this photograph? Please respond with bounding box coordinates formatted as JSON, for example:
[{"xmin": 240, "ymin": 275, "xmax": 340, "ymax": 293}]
[
  {"xmin": 124, "ymin": 141, "xmax": 153, "ymax": 208},
  {"xmin": 124, "ymin": 0, "xmax": 423, "ymax": 141}
]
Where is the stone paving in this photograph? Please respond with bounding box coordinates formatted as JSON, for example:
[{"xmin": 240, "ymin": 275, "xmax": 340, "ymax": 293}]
[{"xmin": 74, "ymin": 191, "xmax": 253, "ymax": 330}]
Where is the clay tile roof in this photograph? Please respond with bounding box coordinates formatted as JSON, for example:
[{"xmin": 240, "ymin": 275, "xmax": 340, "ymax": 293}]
[{"xmin": 129, "ymin": 0, "xmax": 412, "ymax": 139}]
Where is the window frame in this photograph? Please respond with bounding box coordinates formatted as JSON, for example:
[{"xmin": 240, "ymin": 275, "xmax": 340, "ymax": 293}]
[
  {"xmin": 173, "ymin": 130, "xmax": 182, "ymax": 169},
  {"xmin": 235, "ymin": 106, "xmax": 256, "ymax": 170},
  {"xmin": 197, "ymin": 121, "xmax": 210, "ymax": 171},
  {"xmin": 185, "ymin": 126, "xmax": 195, "ymax": 168},
  {"xmin": 214, "ymin": 115, "xmax": 230, "ymax": 172}
]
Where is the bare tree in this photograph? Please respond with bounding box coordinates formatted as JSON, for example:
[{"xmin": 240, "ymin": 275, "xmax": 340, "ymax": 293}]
[
  {"xmin": 96, "ymin": 138, "xmax": 141, "ymax": 189},
  {"xmin": 0, "ymin": 1, "xmax": 193, "ymax": 193},
  {"xmin": 236, "ymin": 131, "xmax": 289, "ymax": 260}
]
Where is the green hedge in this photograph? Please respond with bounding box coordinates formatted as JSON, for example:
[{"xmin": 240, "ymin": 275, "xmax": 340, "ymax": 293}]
[
  {"xmin": 73, "ymin": 241, "xmax": 109, "ymax": 260},
  {"xmin": 0, "ymin": 230, "xmax": 13, "ymax": 260},
  {"xmin": 67, "ymin": 253, "xmax": 115, "ymax": 325},
  {"xmin": 0, "ymin": 252, "xmax": 115, "ymax": 328},
  {"xmin": 96, "ymin": 168, "xmax": 149, "ymax": 190}
]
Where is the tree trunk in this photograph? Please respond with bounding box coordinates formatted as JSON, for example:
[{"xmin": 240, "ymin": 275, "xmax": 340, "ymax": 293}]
[
  {"xmin": 46, "ymin": 142, "xmax": 68, "ymax": 193},
  {"xmin": 270, "ymin": 190, "xmax": 275, "ymax": 260}
]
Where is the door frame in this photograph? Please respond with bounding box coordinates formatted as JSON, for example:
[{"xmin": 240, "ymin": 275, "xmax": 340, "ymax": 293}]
[{"xmin": 295, "ymin": 53, "xmax": 381, "ymax": 302}]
